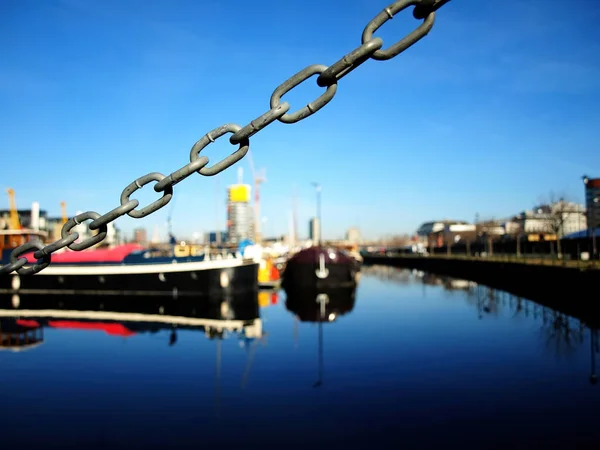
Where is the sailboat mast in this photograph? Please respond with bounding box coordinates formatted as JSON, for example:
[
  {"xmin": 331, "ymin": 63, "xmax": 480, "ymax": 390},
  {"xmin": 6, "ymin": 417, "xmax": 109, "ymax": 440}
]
[
  {"xmin": 292, "ymin": 185, "xmax": 298, "ymax": 246},
  {"xmin": 215, "ymin": 178, "xmax": 221, "ymax": 246},
  {"xmin": 313, "ymin": 321, "xmax": 323, "ymax": 388}
]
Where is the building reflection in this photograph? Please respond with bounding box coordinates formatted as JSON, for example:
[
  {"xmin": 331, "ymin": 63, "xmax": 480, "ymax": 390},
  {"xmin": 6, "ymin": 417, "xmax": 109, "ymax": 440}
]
[
  {"xmin": 361, "ymin": 265, "xmax": 419, "ymax": 285},
  {"xmin": 365, "ymin": 265, "xmax": 600, "ymax": 385},
  {"xmin": 361, "ymin": 265, "xmax": 478, "ymax": 292}
]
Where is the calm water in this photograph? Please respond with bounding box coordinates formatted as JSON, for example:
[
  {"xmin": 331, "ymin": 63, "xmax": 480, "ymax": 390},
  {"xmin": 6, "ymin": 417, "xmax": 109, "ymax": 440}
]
[{"xmin": 1, "ymin": 266, "xmax": 599, "ymax": 449}]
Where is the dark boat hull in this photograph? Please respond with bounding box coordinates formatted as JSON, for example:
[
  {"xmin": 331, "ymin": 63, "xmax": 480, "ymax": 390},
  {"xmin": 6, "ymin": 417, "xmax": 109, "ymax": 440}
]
[
  {"xmin": 0, "ymin": 258, "xmax": 259, "ymax": 296},
  {"xmin": 282, "ymin": 247, "xmax": 359, "ymax": 289},
  {"xmin": 282, "ymin": 263, "xmax": 357, "ymax": 289}
]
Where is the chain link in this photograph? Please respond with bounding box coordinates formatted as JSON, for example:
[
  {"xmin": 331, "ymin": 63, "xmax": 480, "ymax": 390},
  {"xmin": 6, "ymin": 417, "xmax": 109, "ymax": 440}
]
[
  {"xmin": 11, "ymin": 241, "xmax": 51, "ymax": 275},
  {"xmin": 89, "ymin": 200, "xmax": 139, "ymax": 230},
  {"xmin": 230, "ymin": 103, "xmax": 290, "ymax": 145},
  {"xmin": 190, "ymin": 124, "xmax": 250, "ymax": 176},
  {"xmin": 317, "ymin": 38, "xmax": 383, "ymax": 87},
  {"xmin": 362, "ymin": 0, "xmax": 436, "ymax": 61},
  {"xmin": 120, "ymin": 173, "xmax": 174, "ymax": 218},
  {"xmin": 271, "ymin": 64, "xmax": 338, "ymax": 124},
  {"xmin": 34, "ymin": 233, "xmax": 79, "ymax": 259},
  {"xmin": 154, "ymin": 157, "xmax": 209, "ymax": 192},
  {"xmin": 62, "ymin": 212, "xmax": 108, "ymax": 251},
  {"xmin": 0, "ymin": 0, "xmax": 450, "ymax": 276},
  {"xmin": 0, "ymin": 254, "xmax": 27, "ymax": 275},
  {"xmin": 413, "ymin": 0, "xmax": 451, "ymax": 20}
]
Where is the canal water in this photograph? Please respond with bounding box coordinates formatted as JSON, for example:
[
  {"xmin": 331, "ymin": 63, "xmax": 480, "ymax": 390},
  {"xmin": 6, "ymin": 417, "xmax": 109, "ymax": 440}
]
[{"xmin": 1, "ymin": 266, "xmax": 598, "ymax": 449}]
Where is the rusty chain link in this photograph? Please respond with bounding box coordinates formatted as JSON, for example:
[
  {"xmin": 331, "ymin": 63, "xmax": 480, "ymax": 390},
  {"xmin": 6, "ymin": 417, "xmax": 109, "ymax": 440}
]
[{"xmin": 0, "ymin": 0, "xmax": 450, "ymax": 276}]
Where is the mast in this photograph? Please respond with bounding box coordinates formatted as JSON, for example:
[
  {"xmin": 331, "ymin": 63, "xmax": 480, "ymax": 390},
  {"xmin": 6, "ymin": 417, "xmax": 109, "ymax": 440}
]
[
  {"xmin": 215, "ymin": 336, "xmax": 222, "ymax": 417},
  {"xmin": 241, "ymin": 337, "xmax": 259, "ymax": 389},
  {"xmin": 313, "ymin": 293, "xmax": 328, "ymax": 388},
  {"xmin": 215, "ymin": 178, "xmax": 221, "ymax": 246},
  {"xmin": 293, "ymin": 314, "xmax": 299, "ymax": 348},
  {"xmin": 591, "ymin": 329, "xmax": 598, "ymax": 385},
  {"xmin": 292, "ymin": 185, "xmax": 298, "ymax": 246}
]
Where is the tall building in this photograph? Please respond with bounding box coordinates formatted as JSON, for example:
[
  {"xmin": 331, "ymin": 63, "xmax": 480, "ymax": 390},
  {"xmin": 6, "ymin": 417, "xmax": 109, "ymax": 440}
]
[
  {"xmin": 133, "ymin": 227, "xmax": 147, "ymax": 244},
  {"xmin": 346, "ymin": 227, "xmax": 361, "ymax": 243},
  {"xmin": 227, "ymin": 184, "xmax": 254, "ymax": 244},
  {"xmin": 309, "ymin": 217, "xmax": 320, "ymax": 244},
  {"xmin": 584, "ymin": 176, "xmax": 600, "ymax": 231},
  {"xmin": 204, "ymin": 231, "xmax": 228, "ymax": 244}
]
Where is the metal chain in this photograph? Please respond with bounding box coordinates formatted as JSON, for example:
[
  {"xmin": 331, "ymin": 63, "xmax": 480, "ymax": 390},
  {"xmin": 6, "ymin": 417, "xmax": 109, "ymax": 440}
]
[{"xmin": 0, "ymin": 0, "xmax": 450, "ymax": 276}]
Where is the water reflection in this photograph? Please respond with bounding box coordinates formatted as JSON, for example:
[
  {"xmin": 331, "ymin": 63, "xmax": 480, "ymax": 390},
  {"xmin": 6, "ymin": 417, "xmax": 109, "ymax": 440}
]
[
  {"xmin": 2, "ymin": 269, "xmax": 600, "ymax": 446},
  {"xmin": 365, "ymin": 264, "xmax": 600, "ymax": 385},
  {"xmin": 284, "ymin": 287, "xmax": 356, "ymax": 323},
  {"xmin": 592, "ymin": 330, "xmax": 599, "ymax": 385},
  {"xmin": 0, "ymin": 290, "xmax": 268, "ymax": 420},
  {"xmin": 0, "ymin": 290, "xmax": 264, "ymax": 350},
  {"xmin": 284, "ymin": 286, "xmax": 357, "ymax": 388},
  {"xmin": 361, "ymin": 264, "xmax": 421, "ymax": 285}
]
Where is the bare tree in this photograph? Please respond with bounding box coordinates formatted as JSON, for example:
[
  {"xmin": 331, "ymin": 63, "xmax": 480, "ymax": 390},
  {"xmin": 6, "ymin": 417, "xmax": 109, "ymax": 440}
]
[
  {"xmin": 476, "ymin": 216, "xmax": 500, "ymax": 256},
  {"xmin": 386, "ymin": 233, "xmax": 412, "ymax": 247},
  {"xmin": 535, "ymin": 191, "xmax": 580, "ymax": 257}
]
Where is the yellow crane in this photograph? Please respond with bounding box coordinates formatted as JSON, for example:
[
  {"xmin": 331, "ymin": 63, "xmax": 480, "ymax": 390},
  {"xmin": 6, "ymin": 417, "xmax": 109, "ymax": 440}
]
[
  {"xmin": 6, "ymin": 188, "xmax": 21, "ymax": 230},
  {"xmin": 60, "ymin": 201, "xmax": 68, "ymax": 224}
]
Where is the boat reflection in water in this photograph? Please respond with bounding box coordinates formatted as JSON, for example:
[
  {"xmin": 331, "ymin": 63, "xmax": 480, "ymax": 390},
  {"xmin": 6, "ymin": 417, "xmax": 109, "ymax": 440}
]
[
  {"xmin": 258, "ymin": 289, "xmax": 279, "ymax": 309},
  {"xmin": 284, "ymin": 286, "xmax": 357, "ymax": 388},
  {"xmin": 0, "ymin": 289, "xmax": 264, "ymax": 352},
  {"xmin": 0, "ymin": 289, "xmax": 266, "ymax": 419},
  {"xmin": 285, "ymin": 286, "xmax": 356, "ymax": 323}
]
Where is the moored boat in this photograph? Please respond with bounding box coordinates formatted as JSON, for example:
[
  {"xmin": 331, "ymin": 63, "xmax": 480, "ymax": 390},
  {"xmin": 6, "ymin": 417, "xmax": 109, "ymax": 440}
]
[
  {"xmin": 281, "ymin": 246, "xmax": 360, "ymax": 290},
  {"xmin": 0, "ymin": 237, "xmax": 259, "ymax": 296},
  {"xmin": 257, "ymin": 256, "xmax": 281, "ymax": 289}
]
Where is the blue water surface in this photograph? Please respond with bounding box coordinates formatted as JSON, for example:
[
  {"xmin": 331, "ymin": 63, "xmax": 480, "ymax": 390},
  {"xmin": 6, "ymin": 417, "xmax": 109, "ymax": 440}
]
[{"xmin": 0, "ymin": 266, "xmax": 598, "ymax": 450}]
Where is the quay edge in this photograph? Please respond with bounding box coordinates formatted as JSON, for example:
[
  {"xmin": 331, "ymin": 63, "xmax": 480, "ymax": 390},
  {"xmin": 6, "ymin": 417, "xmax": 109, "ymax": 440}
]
[{"xmin": 362, "ymin": 254, "xmax": 600, "ymax": 327}]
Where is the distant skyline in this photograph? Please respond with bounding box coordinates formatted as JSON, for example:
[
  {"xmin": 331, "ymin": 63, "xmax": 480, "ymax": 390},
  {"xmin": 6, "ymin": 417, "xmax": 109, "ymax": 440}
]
[{"xmin": 2, "ymin": 0, "xmax": 600, "ymax": 242}]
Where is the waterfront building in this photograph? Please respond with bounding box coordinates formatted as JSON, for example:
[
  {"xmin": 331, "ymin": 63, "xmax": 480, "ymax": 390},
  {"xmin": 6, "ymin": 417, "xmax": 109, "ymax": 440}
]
[
  {"xmin": 204, "ymin": 231, "xmax": 228, "ymax": 245},
  {"xmin": 346, "ymin": 227, "xmax": 361, "ymax": 244},
  {"xmin": 415, "ymin": 220, "xmax": 477, "ymax": 248},
  {"xmin": 583, "ymin": 176, "xmax": 600, "ymax": 231},
  {"xmin": 133, "ymin": 227, "xmax": 147, "ymax": 245},
  {"xmin": 505, "ymin": 201, "xmax": 587, "ymax": 239},
  {"xmin": 0, "ymin": 208, "xmax": 48, "ymax": 231}
]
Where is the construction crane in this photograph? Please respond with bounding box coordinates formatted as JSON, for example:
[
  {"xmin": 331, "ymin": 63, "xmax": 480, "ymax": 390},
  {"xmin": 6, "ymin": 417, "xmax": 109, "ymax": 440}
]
[
  {"xmin": 6, "ymin": 188, "xmax": 21, "ymax": 230},
  {"xmin": 246, "ymin": 149, "xmax": 266, "ymax": 243},
  {"xmin": 60, "ymin": 201, "xmax": 68, "ymax": 224}
]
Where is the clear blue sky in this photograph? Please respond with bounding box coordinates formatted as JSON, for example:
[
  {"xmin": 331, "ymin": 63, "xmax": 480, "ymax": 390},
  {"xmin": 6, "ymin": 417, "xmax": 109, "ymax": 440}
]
[{"xmin": 2, "ymin": 0, "xmax": 600, "ymax": 241}]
